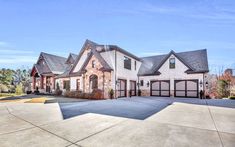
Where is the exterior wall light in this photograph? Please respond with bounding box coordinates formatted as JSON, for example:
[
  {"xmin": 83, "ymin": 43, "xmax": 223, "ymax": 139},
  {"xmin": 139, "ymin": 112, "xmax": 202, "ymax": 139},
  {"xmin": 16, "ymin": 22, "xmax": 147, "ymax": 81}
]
[
  {"xmin": 146, "ymin": 81, "xmax": 150, "ymax": 87},
  {"xmin": 205, "ymin": 81, "xmax": 209, "ymax": 89},
  {"xmin": 116, "ymin": 80, "xmax": 120, "ymax": 85},
  {"xmin": 199, "ymin": 80, "xmax": 203, "ymax": 87},
  {"xmin": 136, "ymin": 82, "xmax": 140, "ymax": 86}
]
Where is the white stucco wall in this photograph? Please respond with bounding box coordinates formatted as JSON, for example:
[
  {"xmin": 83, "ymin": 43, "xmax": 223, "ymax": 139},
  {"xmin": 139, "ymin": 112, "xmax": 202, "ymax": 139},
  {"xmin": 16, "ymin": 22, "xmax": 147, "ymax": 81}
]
[
  {"xmin": 139, "ymin": 54, "xmax": 205, "ymax": 91},
  {"xmin": 101, "ymin": 50, "xmax": 142, "ymax": 91},
  {"xmin": 115, "ymin": 51, "xmax": 142, "ymax": 90},
  {"xmin": 72, "ymin": 49, "xmax": 90, "ymax": 73},
  {"xmin": 70, "ymin": 76, "xmax": 81, "ymax": 91}
]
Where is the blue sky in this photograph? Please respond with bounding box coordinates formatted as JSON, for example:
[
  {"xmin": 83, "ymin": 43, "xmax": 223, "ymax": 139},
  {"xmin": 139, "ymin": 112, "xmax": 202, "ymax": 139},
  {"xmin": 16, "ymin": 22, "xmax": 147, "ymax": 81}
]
[{"xmin": 0, "ymin": 0, "xmax": 235, "ymax": 73}]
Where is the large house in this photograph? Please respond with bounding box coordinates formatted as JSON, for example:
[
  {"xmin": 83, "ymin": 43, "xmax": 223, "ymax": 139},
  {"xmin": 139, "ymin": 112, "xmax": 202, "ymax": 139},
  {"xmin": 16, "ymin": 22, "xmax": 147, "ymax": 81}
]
[{"xmin": 31, "ymin": 39, "xmax": 209, "ymax": 98}]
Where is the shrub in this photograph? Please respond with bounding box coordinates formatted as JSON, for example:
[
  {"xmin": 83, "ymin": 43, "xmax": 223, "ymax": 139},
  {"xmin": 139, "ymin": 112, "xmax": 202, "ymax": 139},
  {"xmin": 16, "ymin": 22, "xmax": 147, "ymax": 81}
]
[
  {"xmin": 229, "ymin": 96, "xmax": 235, "ymax": 100},
  {"xmin": 217, "ymin": 80, "xmax": 229, "ymax": 98},
  {"xmin": 55, "ymin": 82, "xmax": 62, "ymax": 96},
  {"xmin": 64, "ymin": 91, "xmax": 82, "ymax": 98},
  {"xmin": 0, "ymin": 84, "xmax": 8, "ymax": 93},
  {"xmin": 91, "ymin": 89, "xmax": 103, "ymax": 100},
  {"xmin": 34, "ymin": 87, "xmax": 39, "ymax": 95},
  {"xmin": 109, "ymin": 89, "xmax": 114, "ymax": 99},
  {"xmin": 15, "ymin": 84, "xmax": 23, "ymax": 95},
  {"xmin": 63, "ymin": 89, "xmax": 104, "ymax": 100},
  {"xmin": 138, "ymin": 89, "xmax": 142, "ymax": 96}
]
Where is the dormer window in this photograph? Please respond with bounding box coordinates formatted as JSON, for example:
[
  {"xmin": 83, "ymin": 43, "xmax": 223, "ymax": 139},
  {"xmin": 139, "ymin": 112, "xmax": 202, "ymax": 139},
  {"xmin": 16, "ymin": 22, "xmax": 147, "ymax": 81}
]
[
  {"xmin": 92, "ymin": 60, "xmax": 96, "ymax": 68},
  {"xmin": 169, "ymin": 58, "xmax": 175, "ymax": 69}
]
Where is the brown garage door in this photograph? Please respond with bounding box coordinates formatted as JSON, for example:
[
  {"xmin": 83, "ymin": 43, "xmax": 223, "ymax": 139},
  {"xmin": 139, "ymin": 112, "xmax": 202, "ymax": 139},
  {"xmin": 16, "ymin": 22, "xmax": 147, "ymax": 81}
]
[
  {"xmin": 150, "ymin": 80, "xmax": 170, "ymax": 97},
  {"xmin": 130, "ymin": 81, "xmax": 136, "ymax": 96},
  {"xmin": 174, "ymin": 80, "xmax": 198, "ymax": 98},
  {"xmin": 117, "ymin": 79, "xmax": 127, "ymax": 97}
]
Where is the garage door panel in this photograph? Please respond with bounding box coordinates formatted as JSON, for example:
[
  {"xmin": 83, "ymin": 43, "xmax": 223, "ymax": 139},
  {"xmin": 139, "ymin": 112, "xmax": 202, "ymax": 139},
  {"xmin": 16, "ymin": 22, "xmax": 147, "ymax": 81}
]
[
  {"xmin": 176, "ymin": 81, "xmax": 185, "ymax": 90},
  {"xmin": 187, "ymin": 91, "xmax": 198, "ymax": 97},
  {"xmin": 152, "ymin": 91, "xmax": 160, "ymax": 96},
  {"xmin": 151, "ymin": 80, "xmax": 170, "ymax": 97},
  {"xmin": 161, "ymin": 91, "xmax": 170, "ymax": 96},
  {"xmin": 130, "ymin": 81, "xmax": 136, "ymax": 96},
  {"xmin": 152, "ymin": 82, "xmax": 160, "ymax": 89},
  {"xmin": 117, "ymin": 79, "xmax": 126, "ymax": 97},
  {"xmin": 161, "ymin": 82, "xmax": 170, "ymax": 90},
  {"xmin": 174, "ymin": 80, "xmax": 198, "ymax": 98},
  {"xmin": 120, "ymin": 80, "xmax": 125, "ymax": 90},
  {"xmin": 175, "ymin": 91, "xmax": 186, "ymax": 97},
  {"xmin": 187, "ymin": 81, "xmax": 197, "ymax": 90}
]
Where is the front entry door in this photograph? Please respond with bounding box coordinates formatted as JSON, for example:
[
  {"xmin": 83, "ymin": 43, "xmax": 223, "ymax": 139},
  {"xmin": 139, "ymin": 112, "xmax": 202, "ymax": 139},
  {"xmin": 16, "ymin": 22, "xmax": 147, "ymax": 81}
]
[{"xmin": 46, "ymin": 77, "xmax": 51, "ymax": 93}]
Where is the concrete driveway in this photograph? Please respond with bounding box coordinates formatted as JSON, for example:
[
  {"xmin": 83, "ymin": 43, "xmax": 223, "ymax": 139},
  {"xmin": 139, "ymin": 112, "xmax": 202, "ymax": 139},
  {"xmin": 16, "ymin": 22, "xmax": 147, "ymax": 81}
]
[{"xmin": 0, "ymin": 96, "xmax": 235, "ymax": 147}]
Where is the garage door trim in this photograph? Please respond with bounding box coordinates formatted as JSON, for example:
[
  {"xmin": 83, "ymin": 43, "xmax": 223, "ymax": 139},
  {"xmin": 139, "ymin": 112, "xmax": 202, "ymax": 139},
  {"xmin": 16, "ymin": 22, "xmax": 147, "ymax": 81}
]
[
  {"xmin": 117, "ymin": 79, "xmax": 127, "ymax": 98},
  {"xmin": 174, "ymin": 79, "xmax": 199, "ymax": 98},
  {"xmin": 150, "ymin": 80, "xmax": 170, "ymax": 97}
]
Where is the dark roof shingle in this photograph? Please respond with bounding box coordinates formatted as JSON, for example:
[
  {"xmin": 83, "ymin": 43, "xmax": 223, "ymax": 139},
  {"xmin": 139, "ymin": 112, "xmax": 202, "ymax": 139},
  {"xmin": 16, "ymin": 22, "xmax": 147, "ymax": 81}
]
[
  {"xmin": 40, "ymin": 52, "xmax": 67, "ymax": 74},
  {"xmin": 138, "ymin": 49, "xmax": 209, "ymax": 76}
]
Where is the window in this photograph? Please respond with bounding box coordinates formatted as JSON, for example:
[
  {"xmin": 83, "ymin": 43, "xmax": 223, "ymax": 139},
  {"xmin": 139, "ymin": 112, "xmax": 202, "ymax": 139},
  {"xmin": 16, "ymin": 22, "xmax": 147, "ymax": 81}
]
[
  {"xmin": 169, "ymin": 58, "xmax": 175, "ymax": 69},
  {"xmin": 92, "ymin": 60, "xmax": 96, "ymax": 68},
  {"xmin": 140, "ymin": 80, "xmax": 144, "ymax": 86},
  {"xmin": 134, "ymin": 61, "xmax": 137, "ymax": 70},
  {"xmin": 63, "ymin": 80, "xmax": 70, "ymax": 91},
  {"xmin": 76, "ymin": 79, "xmax": 80, "ymax": 91},
  {"xmin": 124, "ymin": 56, "xmax": 131, "ymax": 70},
  {"xmin": 89, "ymin": 74, "xmax": 98, "ymax": 89}
]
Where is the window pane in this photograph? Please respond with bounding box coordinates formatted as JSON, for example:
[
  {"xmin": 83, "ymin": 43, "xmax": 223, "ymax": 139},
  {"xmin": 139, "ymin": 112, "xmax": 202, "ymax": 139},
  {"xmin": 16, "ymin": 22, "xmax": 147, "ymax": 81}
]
[
  {"xmin": 124, "ymin": 56, "xmax": 131, "ymax": 70},
  {"xmin": 169, "ymin": 58, "xmax": 175, "ymax": 69}
]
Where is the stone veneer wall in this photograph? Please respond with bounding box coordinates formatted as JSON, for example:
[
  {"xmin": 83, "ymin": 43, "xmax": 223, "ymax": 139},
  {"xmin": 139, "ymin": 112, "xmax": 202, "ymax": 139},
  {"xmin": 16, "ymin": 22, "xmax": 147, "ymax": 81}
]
[
  {"xmin": 84, "ymin": 55, "xmax": 112, "ymax": 99},
  {"xmin": 140, "ymin": 90, "xmax": 150, "ymax": 96}
]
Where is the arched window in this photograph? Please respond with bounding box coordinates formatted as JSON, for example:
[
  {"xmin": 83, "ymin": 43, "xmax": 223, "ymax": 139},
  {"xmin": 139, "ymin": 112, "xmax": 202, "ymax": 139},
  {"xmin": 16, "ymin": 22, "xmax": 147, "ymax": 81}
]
[{"xmin": 89, "ymin": 74, "xmax": 98, "ymax": 89}]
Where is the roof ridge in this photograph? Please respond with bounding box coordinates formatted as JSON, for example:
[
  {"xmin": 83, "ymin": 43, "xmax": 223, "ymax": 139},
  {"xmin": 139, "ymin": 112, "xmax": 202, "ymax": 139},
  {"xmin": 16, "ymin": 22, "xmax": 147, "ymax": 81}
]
[
  {"xmin": 140, "ymin": 49, "xmax": 207, "ymax": 59},
  {"xmin": 41, "ymin": 52, "xmax": 67, "ymax": 59}
]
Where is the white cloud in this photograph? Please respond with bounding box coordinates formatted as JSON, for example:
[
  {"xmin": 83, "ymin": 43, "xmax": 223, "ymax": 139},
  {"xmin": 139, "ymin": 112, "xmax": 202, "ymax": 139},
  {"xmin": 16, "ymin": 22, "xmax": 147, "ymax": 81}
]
[
  {"xmin": 0, "ymin": 49, "xmax": 34, "ymax": 54},
  {"xmin": 0, "ymin": 41, "xmax": 8, "ymax": 46},
  {"xmin": 0, "ymin": 55, "xmax": 37, "ymax": 64}
]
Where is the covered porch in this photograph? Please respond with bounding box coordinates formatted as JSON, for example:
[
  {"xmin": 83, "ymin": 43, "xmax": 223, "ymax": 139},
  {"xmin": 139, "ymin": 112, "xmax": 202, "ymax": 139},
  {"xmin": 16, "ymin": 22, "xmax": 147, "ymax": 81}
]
[{"xmin": 31, "ymin": 66, "xmax": 56, "ymax": 93}]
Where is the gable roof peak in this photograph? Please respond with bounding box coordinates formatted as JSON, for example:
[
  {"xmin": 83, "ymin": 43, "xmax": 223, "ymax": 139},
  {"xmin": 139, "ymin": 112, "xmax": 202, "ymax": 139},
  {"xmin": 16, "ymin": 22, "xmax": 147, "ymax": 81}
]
[{"xmin": 85, "ymin": 39, "xmax": 99, "ymax": 46}]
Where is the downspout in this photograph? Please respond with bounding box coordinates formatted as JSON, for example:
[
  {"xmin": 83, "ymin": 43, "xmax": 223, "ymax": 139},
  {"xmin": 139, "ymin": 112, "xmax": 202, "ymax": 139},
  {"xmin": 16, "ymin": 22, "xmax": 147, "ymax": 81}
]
[
  {"xmin": 137, "ymin": 75, "xmax": 140, "ymax": 95},
  {"xmin": 115, "ymin": 50, "xmax": 117, "ymax": 99},
  {"xmin": 203, "ymin": 73, "xmax": 205, "ymax": 92},
  {"xmin": 103, "ymin": 71, "xmax": 105, "ymax": 98}
]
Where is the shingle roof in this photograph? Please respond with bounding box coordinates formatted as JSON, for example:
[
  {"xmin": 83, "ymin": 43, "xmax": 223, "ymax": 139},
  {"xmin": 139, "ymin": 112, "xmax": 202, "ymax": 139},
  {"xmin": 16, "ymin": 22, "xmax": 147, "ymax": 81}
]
[
  {"xmin": 138, "ymin": 49, "xmax": 209, "ymax": 76},
  {"xmin": 65, "ymin": 53, "xmax": 78, "ymax": 64},
  {"xmin": 69, "ymin": 39, "xmax": 141, "ymax": 74},
  {"xmin": 70, "ymin": 53, "xmax": 78, "ymax": 60},
  {"xmin": 39, "ymin": 52, "xmax": 67, "ymax": 75}
]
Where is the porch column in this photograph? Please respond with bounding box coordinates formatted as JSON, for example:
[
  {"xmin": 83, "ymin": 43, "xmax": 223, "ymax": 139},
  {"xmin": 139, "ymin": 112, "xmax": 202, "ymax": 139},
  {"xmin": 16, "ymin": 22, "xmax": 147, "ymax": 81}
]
[
  {"xmin": 52, "ymin": 77, "xmax": 55, "ymax": 90},
  {"xmin": 33, "ymin": 77, "xmax": 36, "ymax": 90},
  {"xmin": 40, "ymin": 75, "xmax": 44, "ymax": 89}
]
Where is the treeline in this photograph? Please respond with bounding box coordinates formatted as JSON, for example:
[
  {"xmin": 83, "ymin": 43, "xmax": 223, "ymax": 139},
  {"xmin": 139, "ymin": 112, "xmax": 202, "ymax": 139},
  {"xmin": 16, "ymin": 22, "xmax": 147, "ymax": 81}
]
[{"xmin": 0, "ymin": 68, "xmax": 31, "ymax": 94}]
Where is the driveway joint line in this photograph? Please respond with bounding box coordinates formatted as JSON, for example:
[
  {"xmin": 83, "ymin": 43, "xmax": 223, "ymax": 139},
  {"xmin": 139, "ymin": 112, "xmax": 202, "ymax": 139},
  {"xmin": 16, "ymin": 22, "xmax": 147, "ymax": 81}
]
[
  {"xmin": 74, "ymin": 119, "xmax": 128, "ymax": 144},
  {"xmin": 5, "ymin": 105, "xmax": 75, "ymax": 145},
  {"xmin": 0, "ymin": 126, "xmax": 36, "ymax": 136},
  {"xmin": 206, "ymin": 100, "xmax": 224, "ymax": 147},
  {"xmin": 148, "ymin": 120, "xmax": 221, "ymax": 134}
]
